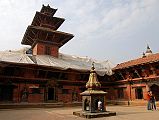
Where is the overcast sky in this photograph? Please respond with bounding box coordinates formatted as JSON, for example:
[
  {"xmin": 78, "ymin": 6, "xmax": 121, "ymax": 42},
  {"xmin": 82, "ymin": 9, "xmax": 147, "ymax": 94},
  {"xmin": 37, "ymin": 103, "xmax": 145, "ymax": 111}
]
[{"xmin": 0, "ymin": 0, "xmax": 159, "ymax": 64}]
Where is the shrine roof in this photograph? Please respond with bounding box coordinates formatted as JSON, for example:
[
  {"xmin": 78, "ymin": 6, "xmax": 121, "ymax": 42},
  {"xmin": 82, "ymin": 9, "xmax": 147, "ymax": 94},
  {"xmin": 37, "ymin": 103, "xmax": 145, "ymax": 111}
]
[
  {"xmin": 113, "ymin": 53, "xmax": 159, "ymax": 70},
  {"xmin": 80, "ymin": 90, "xmax": 107, "ymax": 95}
]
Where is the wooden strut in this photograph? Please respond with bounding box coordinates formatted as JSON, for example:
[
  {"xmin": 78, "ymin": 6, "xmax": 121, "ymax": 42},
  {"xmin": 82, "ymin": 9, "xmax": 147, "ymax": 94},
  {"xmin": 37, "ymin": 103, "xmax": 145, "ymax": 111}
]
[
  {"xmin": 134, "ymin": 69, "xmax": 141, "ymax": 78},
  {"xmin": 36, "ymin": 15, "xmax": 42, "ymax": 25},
  {"xmin": 30, "ymin": 29, "xmax": 36, "ymax": 36},
  {"xmin": 54, "ymin": 19, "xmax": 63, "ymax": 28},
  {"xmin": 119, "ymin": 72, "xmax": 125, "ymax": 80}
]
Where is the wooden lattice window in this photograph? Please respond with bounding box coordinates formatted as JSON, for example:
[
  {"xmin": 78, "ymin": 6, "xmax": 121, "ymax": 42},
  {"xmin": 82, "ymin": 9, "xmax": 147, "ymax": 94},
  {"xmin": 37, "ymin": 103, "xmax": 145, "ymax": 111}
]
[
  {"xmin": 117, "ymin": 88, "xmax": 124, "ymax": 99},
  {"xmin": 45, "ymin": 46, "xmax": 51, "ymax": 55},
  {"xmin": 135, "ymin": 87, "xmax": 143, "ymax": 99}
]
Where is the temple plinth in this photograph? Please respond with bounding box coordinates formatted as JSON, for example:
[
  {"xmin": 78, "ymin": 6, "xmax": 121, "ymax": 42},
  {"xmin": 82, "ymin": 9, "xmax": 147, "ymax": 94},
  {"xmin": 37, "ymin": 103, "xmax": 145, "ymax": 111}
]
[{"xmin": 73, "ymin": 63, "xmax": 116, "ymax": 118}]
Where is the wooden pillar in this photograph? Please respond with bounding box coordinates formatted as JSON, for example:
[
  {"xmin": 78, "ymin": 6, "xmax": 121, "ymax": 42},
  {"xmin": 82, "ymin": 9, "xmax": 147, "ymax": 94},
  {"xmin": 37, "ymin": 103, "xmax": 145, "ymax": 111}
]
[{"xmin": 145, "ymin": 82, "xmax": 150, "ymax": 91}]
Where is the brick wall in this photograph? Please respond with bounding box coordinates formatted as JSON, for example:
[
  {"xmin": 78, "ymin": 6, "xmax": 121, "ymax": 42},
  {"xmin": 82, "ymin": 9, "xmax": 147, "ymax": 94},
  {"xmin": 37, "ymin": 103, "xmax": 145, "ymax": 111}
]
[{"xmin": 32, "ymin": 43, "xmax": 59, "ymax": 57}]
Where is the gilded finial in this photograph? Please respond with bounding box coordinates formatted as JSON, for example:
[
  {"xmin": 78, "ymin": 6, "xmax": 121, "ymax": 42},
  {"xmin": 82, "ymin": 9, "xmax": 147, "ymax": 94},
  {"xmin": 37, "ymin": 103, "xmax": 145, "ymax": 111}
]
[{"xmin": 86, "ymin": 62, "xmax": 101, "ymax": 89}]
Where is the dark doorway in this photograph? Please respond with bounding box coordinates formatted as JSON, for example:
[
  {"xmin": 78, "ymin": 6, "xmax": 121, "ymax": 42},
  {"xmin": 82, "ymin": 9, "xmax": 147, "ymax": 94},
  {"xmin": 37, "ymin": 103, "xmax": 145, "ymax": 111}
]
[
  {"xmin": 135, "ymin": 87, "xmax": 143, "ymax": 99},
  {"xmin": 0, "ymin": 85, "xmax": 13, "ymax": 102},
  {"xmin": 117, "ymin": 88, "xmax": 124, "ymax": 99},
  {"xmin": 48, "ymin": 88, "xmax": 55, "ymax": 100},
  {"xmin": 150, "ymin": 84, "xmax": 159, "ymax": 101}
]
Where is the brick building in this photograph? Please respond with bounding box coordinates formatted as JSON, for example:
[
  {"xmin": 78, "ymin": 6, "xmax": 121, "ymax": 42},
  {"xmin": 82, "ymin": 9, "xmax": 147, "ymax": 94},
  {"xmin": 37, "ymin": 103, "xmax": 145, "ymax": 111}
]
[
  {"xmin": 0, "ymin": 4, "xmax": 159, "ymax": 105},
  {"xmin": 0, "ymin": 5, "xmax": 113, "ymax": 103},
  {"xmin": 112, "ymin": 45, "xmax": 159, "ymax": 104}
]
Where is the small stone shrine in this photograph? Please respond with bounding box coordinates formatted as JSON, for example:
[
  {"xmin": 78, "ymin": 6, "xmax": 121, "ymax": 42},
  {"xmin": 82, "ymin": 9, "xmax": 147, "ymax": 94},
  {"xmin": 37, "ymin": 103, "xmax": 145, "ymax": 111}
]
[{"xmin": 73, "ymin": 63, "xmax": 116, "ymax": 119}]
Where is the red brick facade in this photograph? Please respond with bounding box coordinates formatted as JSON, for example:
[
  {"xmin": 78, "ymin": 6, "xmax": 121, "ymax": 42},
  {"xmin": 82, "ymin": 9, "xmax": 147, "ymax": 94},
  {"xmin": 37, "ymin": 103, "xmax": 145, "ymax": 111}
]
[
  {"xmin": 112, "ymin": 46, "xmax": 159, "ymax": 104},
  {"xmin": 32, "ymin": 43, "xmax": 59, "ymax": 57},
  {"xmin": 1, "ymin": 5, "xmax": 159, "ymax": 106}
]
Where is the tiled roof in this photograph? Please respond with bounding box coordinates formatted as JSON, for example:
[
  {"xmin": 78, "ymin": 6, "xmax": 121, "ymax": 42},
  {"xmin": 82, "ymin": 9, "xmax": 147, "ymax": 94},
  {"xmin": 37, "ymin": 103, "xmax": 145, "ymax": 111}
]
[{"xmin": 113, "ymin": 53, "xmax": 159, "ymax": 70}]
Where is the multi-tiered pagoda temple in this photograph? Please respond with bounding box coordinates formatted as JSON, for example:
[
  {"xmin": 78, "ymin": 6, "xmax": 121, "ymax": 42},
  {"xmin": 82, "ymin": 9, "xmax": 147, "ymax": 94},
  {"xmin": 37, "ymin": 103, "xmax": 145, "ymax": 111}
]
[
  {"xmin": 0, "ymin": 4, "xmax": 159, "ymax": 107},
  {"xmin": 0, "ymin": 5, "xmax": 113, "ymax": 104},
  {"xmin": 22, "ymin": 4, "xmax": 74, "ymax": 57}
]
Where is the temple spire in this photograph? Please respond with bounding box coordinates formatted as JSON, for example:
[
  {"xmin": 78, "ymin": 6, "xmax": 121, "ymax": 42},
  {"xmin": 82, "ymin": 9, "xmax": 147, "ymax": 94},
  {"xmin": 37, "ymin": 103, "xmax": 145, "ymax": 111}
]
[{"xmin": 86, "ymin": 62, "xmax": 101, "ymax": 90}]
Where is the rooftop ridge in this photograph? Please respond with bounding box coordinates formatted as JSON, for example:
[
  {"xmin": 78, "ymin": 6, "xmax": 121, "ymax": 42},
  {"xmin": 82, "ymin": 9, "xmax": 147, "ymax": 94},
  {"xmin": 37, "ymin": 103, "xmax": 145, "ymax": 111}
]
[{"xmin": 113, "ymin": 52, "xmax": 159, "ymax": 70}]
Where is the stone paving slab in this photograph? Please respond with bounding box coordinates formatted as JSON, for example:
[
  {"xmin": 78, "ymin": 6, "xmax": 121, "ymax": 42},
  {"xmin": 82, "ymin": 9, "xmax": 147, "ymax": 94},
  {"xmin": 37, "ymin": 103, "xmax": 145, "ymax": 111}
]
[{"xmin": 0, "ymin": 106, "xmax": 158, "ymax": 120}]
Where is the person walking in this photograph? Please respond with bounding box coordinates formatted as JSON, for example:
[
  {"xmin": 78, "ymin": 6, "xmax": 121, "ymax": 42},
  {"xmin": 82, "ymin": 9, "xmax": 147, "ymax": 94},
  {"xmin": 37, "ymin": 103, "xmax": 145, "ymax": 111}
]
[
  {"xmin": 147, "ymin": 91, "xmax": 151, "ymax": 110},
  {"xmin": 150, "ymin": 92, "xmax": 157, "ymax": 110}
]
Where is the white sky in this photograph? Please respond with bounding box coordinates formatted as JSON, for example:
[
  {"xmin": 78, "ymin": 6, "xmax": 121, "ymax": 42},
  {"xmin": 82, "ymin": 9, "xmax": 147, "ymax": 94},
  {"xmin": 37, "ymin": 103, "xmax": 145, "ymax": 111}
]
[{"xmin": 0, "ymin": 0, "xmax": 159, "ymax": 64}]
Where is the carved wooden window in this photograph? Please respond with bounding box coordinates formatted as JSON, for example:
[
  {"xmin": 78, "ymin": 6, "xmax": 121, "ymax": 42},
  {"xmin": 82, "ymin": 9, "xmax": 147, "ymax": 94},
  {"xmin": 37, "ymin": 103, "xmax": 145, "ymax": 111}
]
[
  {"xmin": 135, "ymin": 87, "xmax": 143, "ymax": 99},
  {"xmin": 45, "ymin": 46, "xmax": 51, "ymax": 55},
  {"xmin": 117, "ymin": 88, "xmax": 124, "ymax": 99}
]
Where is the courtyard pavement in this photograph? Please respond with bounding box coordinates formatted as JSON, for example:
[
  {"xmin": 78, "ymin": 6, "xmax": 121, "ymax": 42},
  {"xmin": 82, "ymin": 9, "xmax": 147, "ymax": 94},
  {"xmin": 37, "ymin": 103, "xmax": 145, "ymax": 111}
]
[{"xmin": 0, "ymin": 106, "xmax": 158, "ymax": 120}]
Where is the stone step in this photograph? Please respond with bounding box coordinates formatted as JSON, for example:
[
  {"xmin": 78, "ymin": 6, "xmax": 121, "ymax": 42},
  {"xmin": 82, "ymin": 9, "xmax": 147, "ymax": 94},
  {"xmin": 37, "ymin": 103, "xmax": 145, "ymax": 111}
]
[
  {"xmin": 0, "ymin": 103, "xmax": 64, "ymax": 109},
  {"xmin": 0, "ymin": 102, "xmax": 83, "ymax": 109}
]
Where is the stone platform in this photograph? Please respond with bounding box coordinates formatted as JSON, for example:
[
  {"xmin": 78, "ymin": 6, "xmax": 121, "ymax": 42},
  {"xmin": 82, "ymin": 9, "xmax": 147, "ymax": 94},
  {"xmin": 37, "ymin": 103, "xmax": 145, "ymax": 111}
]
[{"xmin": 73, "ymin": 111, "xmax": 116, "ymax": 119}]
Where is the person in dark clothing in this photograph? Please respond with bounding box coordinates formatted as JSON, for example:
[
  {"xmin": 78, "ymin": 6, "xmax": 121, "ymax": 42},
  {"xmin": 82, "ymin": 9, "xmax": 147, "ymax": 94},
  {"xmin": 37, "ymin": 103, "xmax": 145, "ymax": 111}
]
[
  {"xmin": 147, "ymin": 91, "xmax": 151, "ymax": 110},
  {"xmin": 150, "ymin": 92, "xmax": 157, "ymax": 110}
]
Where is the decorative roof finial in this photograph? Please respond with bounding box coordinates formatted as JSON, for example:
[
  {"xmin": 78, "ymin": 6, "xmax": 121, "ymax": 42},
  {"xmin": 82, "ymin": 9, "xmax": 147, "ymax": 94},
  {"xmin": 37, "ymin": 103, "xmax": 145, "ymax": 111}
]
[
  {"xmin": 147, "ymin": 44, "xmax": 150, "ymax": 49},
  {"xmin": 145, "ymin": 44, "xmax": 153, "ymax": 56},
  {"xmin": 142, "ymin": 52, "xmax": 146, "ymax": 58}
]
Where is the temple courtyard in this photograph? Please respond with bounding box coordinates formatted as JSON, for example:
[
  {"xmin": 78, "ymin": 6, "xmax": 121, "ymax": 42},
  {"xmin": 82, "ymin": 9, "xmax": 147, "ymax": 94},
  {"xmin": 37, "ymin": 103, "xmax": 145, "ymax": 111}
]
[{"xmin": 0, "ymin": 106, "xmax": 158, "ymax": 120}]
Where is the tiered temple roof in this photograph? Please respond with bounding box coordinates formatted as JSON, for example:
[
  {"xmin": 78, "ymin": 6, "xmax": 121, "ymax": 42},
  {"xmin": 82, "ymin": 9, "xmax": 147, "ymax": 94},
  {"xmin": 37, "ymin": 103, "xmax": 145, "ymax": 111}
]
[
  {"xmin": 0, "ymin": 4, "xmax": 114, "ymax": 76},
  {"xmin": 21, "ymin": 4, "xmax": 74, "ymax": 48}
]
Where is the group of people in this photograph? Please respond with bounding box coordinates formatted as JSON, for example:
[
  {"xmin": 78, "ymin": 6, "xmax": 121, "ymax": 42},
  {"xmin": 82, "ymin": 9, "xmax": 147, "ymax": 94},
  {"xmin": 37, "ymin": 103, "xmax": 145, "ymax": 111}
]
[{"xmin": 147, "ymin": 91, "xmax": 157, "ymax": 110}]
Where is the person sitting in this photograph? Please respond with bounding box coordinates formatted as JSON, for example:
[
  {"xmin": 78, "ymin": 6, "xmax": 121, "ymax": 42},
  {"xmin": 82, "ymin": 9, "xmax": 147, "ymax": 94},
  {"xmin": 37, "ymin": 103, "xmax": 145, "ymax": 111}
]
[{"xmin": 98, "ymin": 100, "xmax": 102, "ymax": 112}]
